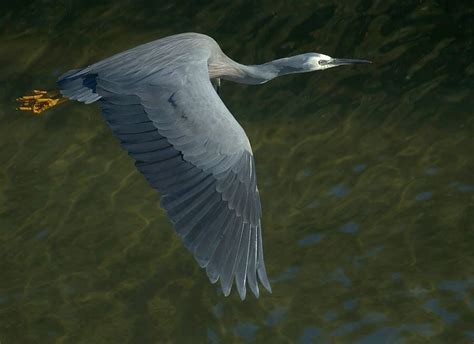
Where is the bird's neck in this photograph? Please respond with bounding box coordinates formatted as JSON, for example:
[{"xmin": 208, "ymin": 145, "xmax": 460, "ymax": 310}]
[
  {"xmin": 210, "ymin": 55, "xmax": 299, "ymax": 85},
  {"xmin": 230, "ymin": 63, "xmax": 280, "ymax": 85}
]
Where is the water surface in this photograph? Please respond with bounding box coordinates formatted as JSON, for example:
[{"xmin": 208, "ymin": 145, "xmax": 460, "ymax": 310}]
[{"xmin": 1, "ymin": 1, "xmax": 473, "ymax": 343}]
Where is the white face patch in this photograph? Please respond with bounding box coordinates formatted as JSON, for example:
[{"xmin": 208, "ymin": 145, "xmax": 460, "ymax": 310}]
[{"xmin": 306, "ymin": 53, "xmax": 334, "ymax": 70}]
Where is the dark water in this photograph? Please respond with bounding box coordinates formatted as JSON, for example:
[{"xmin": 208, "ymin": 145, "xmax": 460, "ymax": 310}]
[{"xmin": 1, "ymin": 1, "xmax": 474, "ymax": 343}]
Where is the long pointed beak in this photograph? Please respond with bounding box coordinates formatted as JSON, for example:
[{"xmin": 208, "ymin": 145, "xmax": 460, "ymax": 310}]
[{"xmin": 330, "ymin": 58, "xmax": 372, "ymax": 66}]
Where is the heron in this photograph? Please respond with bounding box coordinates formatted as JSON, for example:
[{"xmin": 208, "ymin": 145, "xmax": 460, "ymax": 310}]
[{"xmin": 17, "ymin": 32, "xmax": 371, "ymax": 300}]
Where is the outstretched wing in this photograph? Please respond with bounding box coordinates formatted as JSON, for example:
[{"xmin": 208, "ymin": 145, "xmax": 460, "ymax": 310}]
[{"xmin": 58, "ymin": 54, "xmax": 271, "ymax": 299}]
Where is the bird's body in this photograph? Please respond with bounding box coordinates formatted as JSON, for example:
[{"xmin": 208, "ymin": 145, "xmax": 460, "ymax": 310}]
[
  {"xmin": 58, "ymin": 33, "xmax": 271, "ymax": 300},
  {"xmin": 19, "ymin": 32, "xmax": 370, "ymax": 300}
]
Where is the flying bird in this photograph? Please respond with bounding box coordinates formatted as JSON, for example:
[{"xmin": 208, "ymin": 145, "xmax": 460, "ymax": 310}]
[{"xmin": 17, "ymin": 32, "xmax": 371, "ymax": 300}]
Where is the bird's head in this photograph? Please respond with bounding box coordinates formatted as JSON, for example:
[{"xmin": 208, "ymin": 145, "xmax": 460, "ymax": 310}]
[
  {"xmin": 264, "ymin": 53, "xmax": 372, "ymax": 80},
  {"xmin": 302, "ymin": 53, "xmax": 372, "ymax": 71}
]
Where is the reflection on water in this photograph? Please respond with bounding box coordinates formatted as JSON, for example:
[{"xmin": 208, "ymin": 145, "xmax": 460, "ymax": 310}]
[
  {"xmin": 300, "ymin": 327, "xmax": 321, "ymax": 344},
  {"xmin": 1, "ymin": 0, "xmax": 474, "ymax": 343},
  {"xmin": 415, "ymin": 191, "xmax": 433, "ymax": 201},
  {"xmin": 338, "ymin": 222, "xmax": 359, "ymax": 233},
  {"xmin": 233, "ymin": 322, "xmax": 259, "ymax": 342},
  {"xmin": 270, "ymin": 266, "xmax": 300, "ymax": 284},
  {"xmin": 264, "ymin": 307, "xmax": 287, "ymax": 327},
  {"xmin": 423, "ymin": 299, "xmax": 459, "ymax": 325},
  {"xmin": 298, "ymin": 232, "xmax": 324, "ymax": 246}
]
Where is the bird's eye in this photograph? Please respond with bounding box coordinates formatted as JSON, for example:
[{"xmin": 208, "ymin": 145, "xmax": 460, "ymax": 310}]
[{"xmin": 318, "ymin": 60, "xmax": 327, "ymax": 65}]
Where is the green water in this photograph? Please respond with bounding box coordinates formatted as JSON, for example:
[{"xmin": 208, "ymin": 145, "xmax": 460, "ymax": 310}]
[{"xmin": 1, "ymin": 1, "xmax": 474, "ymax": 343}]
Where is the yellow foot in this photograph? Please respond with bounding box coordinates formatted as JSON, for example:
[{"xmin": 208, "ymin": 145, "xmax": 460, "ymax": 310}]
[{"xmin": 17, "ymin": 89, "xmax": 68, "ymax": 115}]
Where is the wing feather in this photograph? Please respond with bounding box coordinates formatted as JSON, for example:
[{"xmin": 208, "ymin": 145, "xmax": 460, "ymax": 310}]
[
  {"xmin": 235, "ymin": 225, "xmax": 251, "ymax": 300},
  {"xmin": 57, "ymin": 39, "xmax": 271, "ymax": 298}
]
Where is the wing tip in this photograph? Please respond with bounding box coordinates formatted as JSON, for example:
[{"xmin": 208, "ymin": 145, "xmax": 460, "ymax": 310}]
[
  {"xmin": 204, "ymin": 259, "xmax": 272, "ymax": 299},
  {"xmin": 205, "ymin": 264, "xmax": 272, "ymax": 299},
  {"xmin": 221, "ymin": 280, "xmax": 233, "ymax": 297},
  {"xmin": 257, "ymin": 263, "xmax": 272, "ymax": 294},
  {"xmin": 237, "ymin": 285, "xmax": 247, "ymax": 301}
]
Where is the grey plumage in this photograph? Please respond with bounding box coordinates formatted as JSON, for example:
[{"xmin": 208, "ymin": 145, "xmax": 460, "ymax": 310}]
[{"xmin": 56, "ymin": 32, "xmax": 370, "ymax": 299}]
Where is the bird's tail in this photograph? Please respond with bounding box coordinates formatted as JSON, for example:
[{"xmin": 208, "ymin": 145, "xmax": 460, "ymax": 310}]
[{"xmin": 56, "ymin": 68, "xmax": 101, "ymax": 104}]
